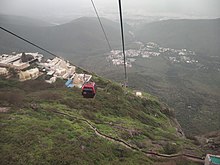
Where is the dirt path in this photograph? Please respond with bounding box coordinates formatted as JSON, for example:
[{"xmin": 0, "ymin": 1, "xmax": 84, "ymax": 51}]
[{"xmin": 52, "ymin": 110, "xmax": 204, "ymax": 163}]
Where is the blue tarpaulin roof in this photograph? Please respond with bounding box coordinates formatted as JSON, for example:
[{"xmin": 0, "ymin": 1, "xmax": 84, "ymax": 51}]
[{"xmin": 65, "ymin": 79, "xmax": 74, "ymax": 88}]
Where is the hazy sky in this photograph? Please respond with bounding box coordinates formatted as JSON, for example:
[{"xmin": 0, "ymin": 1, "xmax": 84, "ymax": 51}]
[{"xmin": 0, "ymin": 0, "xmax": 220, "ymax": 21}]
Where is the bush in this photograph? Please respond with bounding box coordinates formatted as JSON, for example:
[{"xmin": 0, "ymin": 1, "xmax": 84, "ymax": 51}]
[
  {"xmin": 0, "ymin": 91, "xmax": 24, "ymax": 106},
  {"xmin": 185, "ymin": 134, "xmax": 201, "ymax": 145},
  {"xmin": 163, "ymin": 142, "xmax": 179, "ymax": 154},
  {"xmin": 105, "ymin": 83, "xmax": 123, "ymax": 94},
  {"xmin": 81, "ymin": 111, "xmax": 101, "ymax": 123},
  {"xmin": 20, "ymin": 80, "xmax": 54, "ymax": 91},
  {"xmin": 92, "ymin": 76, "xmax": 111, "ymax": 88},
  {"xmin": 37, "ymin": 92, "xmax": 63, "ymax": 102},
  {"xmin": 141, "ymin": 98, "xmax": 160, "ymax": 108},
  {"xmin": 160, "ymin": 107, "xmax": 175, "ymax": 118},
  {"xmin": 0, "ymin": 79, "xmax": 19, "ymax": 88}
]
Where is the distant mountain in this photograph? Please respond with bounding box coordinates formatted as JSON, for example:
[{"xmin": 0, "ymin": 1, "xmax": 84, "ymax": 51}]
[
  {"xmin": 136, "ymin": 18, "xmax": 220, "ymax": 57},
  {"xmin": 0, "ymin": 15, "xmax": 133, "ymax": 55},
  {"xmin": 41, "ymin": 17, "xmax": 133, "ymax": 55},
  {"xmin": 0, "ymin": 14, "xmax": 53, "ymax": 27}
]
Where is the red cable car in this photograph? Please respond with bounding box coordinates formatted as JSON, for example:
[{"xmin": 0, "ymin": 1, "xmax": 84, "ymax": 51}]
[{"xmin": 82, "ymin": 82, "xmax": 97, "ymax": 98}]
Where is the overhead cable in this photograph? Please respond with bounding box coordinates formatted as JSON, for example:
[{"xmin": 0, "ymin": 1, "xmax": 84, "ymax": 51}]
[
  {"xmin": 0, "ymin": 26, "xmax": 102, "ymax": 74},
  {"xmin": 118, "ymin": 0, "xmax": 127, "ymax": 86},
  {"xmin": 0, "ymin": 26, "xmax": 60, "ymax": 59},
  {"xmin": 90, "ymin": 0, "xmax": 112, "ymax": 51}
]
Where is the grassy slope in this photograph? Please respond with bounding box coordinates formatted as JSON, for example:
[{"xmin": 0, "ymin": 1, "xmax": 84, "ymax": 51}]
[
  {"xmin": 78, "ymin": 53, "xmax": 220, "ymax": 136},
  {"xmin": 128, "ymin": 57, "xmax": 220, "ymax": 135},
  {"xmin": 0, "ymin": 75, "xmax": 202, "ymax": 164}
]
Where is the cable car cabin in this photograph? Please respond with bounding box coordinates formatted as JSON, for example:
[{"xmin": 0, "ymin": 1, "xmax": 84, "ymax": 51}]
[{"xmin": 82, "ymin": 82, "xmax": 97, "ymax": 98}]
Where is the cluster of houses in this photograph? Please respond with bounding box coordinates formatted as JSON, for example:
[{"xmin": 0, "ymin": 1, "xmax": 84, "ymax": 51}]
[
  {"xmin": 107, "ymin": 42, "xmax": 198, "ymax": 67},
  {"xmin": 0, "ymin": 52, "xmax": 43, "ymax": 78},
  {"xmin": 39, "ymin": 57, "xmax": 76, "ymax": 83},
  {"xmin": 0, "ymin": 52, "xmax": 92, "ymax": 88},
  {"xmin": 107, "ymin": 50, "xmax": 137, "ymax": 68}
]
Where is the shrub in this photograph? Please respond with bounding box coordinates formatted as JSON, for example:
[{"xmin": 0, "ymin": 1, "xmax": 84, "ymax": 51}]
[
  {"xmin": 105, "ymin": 83, "xmax": 123, "ymax": 94},
  {"xmin": 92, "ymin": 75, "xmax": 111, "ymax": 88},
  {"xmin": 81, "ymin": 111, "xmax": 101, "ymax": 123},
  {"xmin": 38, "ymin": 92, "xmax": 63, "ymax": 102},
  {"xmin": 0, "ymin": 91, "xmax": 24, "ymax": 106},
  {"xmin": 185, "ymin": 134, "xmax": 201, "ymax": 145},
  {"xmin": 160, "ymin": 107, "xmax": 175, "ymax": 118},
  {"xmin": 0, "ymin": 79, "xmax": 19, "ymax": 88},
  {"xmin": 163, "ymin": 142, "xmax": 179, "ymax": 154}
]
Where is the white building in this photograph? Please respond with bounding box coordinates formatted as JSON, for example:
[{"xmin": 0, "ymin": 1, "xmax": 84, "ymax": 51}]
[
  {"xmin": 0, "ymin": 52, "xmax": 43, "ymax": 70},
  {"xmin": 40, "ymin": 57, "xmax": 76, "ymax": 83},
  {"xmin": 0, "ymin": 67, "xmax": 8, "ymax": 76},
  {"xmin": 135, "ymin": 92, "xmax": 142, "ymax": 97},
  {"xmin": 73, "ymin": 74, "xmax": 92, "ymax": 88},
  {"xmin": 18, "ymin": 68, "xmax": 39, "ymax": 81},
  {"xmin": 12, "ymin": 60, "xmax": 30, "ymax": 70},
  {"xmin": 0, "ymin": 54, "xmax": 21, "ymax": 66},
  {"xmin": 45, "ymin": 77, "xmax": 57, "ymax": 84}
]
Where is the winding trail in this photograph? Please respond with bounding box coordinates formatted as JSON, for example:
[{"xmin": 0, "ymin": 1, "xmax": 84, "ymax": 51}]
[{"xmin": 52, "ymin": 110, "xmax": 204, "ymax": 163}]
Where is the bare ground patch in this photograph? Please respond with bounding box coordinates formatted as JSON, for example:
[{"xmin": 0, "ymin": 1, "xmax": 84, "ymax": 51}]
[{"xmin": 0, "ymin": 107, "xmax": 10, "ymax": 113}]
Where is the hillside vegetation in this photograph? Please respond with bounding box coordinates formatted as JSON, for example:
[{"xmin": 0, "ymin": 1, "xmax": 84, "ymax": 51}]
[
  {"xmin": 72, "ymin": 18, "xmax": 220, "ymax": 136},
  {"xmin": 1, "ymin": 15, "xmax": 219, "ymax": 153},
  {"xmin": 0, "ymin": 74, "xmax": 202, "ymax": 164},
  {"xmin": 72, "ymin": 50, "xmax": 220, "ymax": 136}
]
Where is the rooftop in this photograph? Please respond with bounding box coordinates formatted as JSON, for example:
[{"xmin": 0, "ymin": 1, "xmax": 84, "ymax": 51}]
[
  {"xmin": 206, "ymin": 154, "xmax": 220, "ymax": 165},
  {"xmin": 210, "ymin": 155, "xmax": 220, "ymax": 164}
]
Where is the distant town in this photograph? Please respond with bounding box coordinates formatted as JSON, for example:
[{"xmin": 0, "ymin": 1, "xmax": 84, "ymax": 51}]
[
  {"xmin": 0, "ymin": 52, "xmax": 92, "ymax": 88},
  {"xmin": 107, "ymin": 42, "xmax": 199, "ymax": 68}
]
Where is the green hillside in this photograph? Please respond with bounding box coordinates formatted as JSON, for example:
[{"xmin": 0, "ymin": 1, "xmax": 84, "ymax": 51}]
[
  {"xmin": 1, "ymin": 15, "xmax": 219, "ymax": 137},
  {"xmin": 0, "ymin": 74, "xmax": 202, "ymax": 164},
  {"xmin": 74, "ymin": 50, "xmax": 220, "ymax": 136}
]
